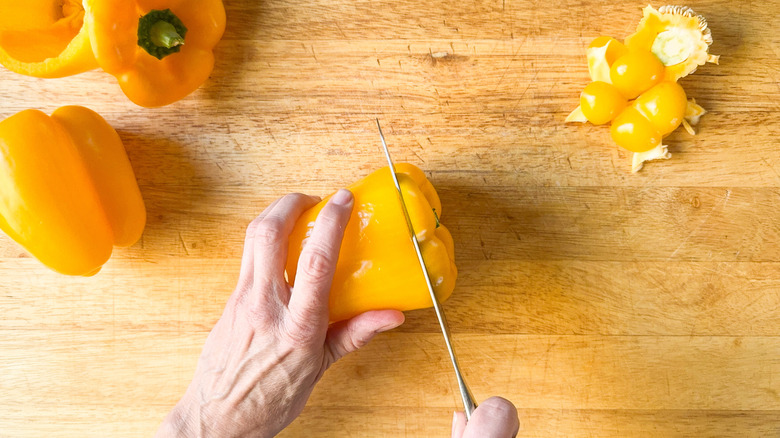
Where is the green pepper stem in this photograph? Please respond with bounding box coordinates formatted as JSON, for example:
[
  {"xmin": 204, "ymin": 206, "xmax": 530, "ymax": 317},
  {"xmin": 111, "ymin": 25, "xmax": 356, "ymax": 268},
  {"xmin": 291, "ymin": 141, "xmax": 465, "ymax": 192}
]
[
  {"xmin": 150, "ymin": 21, "xmax": 185, "ymax": 49},
  {"xmin": 137, "ymin": 9, "xmax": 188, "ymax": 60}
]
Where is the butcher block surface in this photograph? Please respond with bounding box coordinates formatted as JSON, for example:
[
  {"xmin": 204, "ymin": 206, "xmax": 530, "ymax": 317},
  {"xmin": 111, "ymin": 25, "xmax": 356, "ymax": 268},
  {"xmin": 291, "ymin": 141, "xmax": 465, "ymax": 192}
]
[{"xmin": 1, "ymin": 0, "xmax": 780, "ymax": 436}]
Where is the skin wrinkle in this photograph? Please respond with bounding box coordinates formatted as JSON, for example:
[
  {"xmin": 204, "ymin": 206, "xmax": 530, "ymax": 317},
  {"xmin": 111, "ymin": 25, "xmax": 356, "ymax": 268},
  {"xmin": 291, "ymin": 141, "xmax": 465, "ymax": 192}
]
[
  {"xmin": 155, "ymin": 191, "xmax": 515, "ymax": 437},
  {"xmin": 198, "ymin": 334, "xmax": 256, "ymax": 405},
  {"xmin": 199, "ymin": 346, "xmax": 292, "ymax": 435}
]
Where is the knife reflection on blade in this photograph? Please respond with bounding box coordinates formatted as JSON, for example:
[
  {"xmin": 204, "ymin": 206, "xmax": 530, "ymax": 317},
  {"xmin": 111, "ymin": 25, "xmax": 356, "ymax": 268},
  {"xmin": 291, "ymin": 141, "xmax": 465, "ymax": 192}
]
[{"xmin": 376, "ymin": 119, "xmax": 477, "ymax": 420}]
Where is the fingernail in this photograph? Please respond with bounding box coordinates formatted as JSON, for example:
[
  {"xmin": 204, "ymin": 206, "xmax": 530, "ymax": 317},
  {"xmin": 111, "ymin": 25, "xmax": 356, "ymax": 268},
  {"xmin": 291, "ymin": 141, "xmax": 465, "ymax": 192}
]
[
  {"xmin": 374, "ymin": 312, "xmax": 405, "ymax": 334},
  {"xmin": 375, "ymin": 321, "xmax": 402, "ymax": 334},
  {"xmin": 331, "ymin": 189, "xmax": 353, "ymax": 206}
]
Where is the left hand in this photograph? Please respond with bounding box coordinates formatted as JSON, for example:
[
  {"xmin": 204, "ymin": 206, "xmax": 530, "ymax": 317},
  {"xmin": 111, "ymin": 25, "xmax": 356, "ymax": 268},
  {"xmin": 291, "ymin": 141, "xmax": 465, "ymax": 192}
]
[{"xmin": 155, "ymin": 190, "xmax": 405, "ymax": 437}]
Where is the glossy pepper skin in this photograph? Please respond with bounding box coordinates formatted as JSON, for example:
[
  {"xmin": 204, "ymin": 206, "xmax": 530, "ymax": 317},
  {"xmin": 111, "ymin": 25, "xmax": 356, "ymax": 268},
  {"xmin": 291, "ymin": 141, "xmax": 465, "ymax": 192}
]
[
  {"xmin": 285, "ymin": 163, "xmax": 458, "ymax": 323},
  {"xmin": 0, "ymin": 0, "xmax": 226, "ymax": 107},
  {"xmin": 610, "ymin": 81, "xmax": 687, "ymax": 152},
  {"xmin": 0, "ymin": 0, "xmax": 98, "ymax": 78},
  {"xmin": 574, "ymin": 45, "xmax": 689, "ymax": 154},
  {"xmin": 86, "ymin": 0, "xmax": 226, "ymax": 107},
  {"xmin": 566, "ymin": 7, "xmax": 717, "ymax": 172},
  {"xmin": 0, "ymin": 106, "xmax": 146, "ymax": 276}
]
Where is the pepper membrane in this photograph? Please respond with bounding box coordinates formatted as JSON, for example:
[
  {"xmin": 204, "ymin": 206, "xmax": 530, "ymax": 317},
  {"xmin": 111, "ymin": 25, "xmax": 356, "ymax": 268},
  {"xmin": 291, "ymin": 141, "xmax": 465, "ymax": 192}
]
[{"xmin": 0, "ymin": 0, "xmax": 97, "ymax": 77}]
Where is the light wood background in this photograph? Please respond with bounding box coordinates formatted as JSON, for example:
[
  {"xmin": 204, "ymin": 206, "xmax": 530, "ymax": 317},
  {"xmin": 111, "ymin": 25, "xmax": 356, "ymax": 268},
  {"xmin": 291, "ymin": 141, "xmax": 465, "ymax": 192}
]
[{"xmin": 1, "ymin": 0, "xmax": 779, "ymax": 436}]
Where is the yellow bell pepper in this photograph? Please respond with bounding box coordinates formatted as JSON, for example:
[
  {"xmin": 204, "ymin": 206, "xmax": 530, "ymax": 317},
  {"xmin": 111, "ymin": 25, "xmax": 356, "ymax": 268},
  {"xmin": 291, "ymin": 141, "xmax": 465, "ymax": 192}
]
[
  {"xmin": 565, "ymin": 5, "xmax": 717, "ymax": 172},
  {"xmin": 0, "ymin": 0, "xmax": 97, "ymax": 78},
  {"xmin": 0, "ymin": 106, "xmax": 146, "ymax": 276},
  {"xmin": 285, "ymin": 163, "xmax": 458, "ymax": 323},
  {"xmin": 86, "ymin": 1, "xmax": 226, "ymax": 107},
  {"xmin": 625, "ymin": 5, "xmax": 719, "ymax": 82},
  {"xmin": 0, "ymin": 0, "xmax": 226, "ymax": 107}
]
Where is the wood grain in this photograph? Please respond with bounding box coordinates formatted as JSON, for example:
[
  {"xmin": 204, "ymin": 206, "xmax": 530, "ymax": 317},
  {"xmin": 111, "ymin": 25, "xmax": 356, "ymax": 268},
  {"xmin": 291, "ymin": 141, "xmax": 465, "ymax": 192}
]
[{"xmin": 1, "ymin": 0, "xmax": 779, "ymax": 436}]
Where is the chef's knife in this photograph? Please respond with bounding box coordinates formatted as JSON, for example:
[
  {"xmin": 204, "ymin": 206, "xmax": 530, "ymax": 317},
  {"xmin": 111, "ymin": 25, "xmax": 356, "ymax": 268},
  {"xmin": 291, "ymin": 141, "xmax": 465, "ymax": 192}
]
[{"xmin": 376, "ymin": 119, "xmax": 478, "ymax": 420}]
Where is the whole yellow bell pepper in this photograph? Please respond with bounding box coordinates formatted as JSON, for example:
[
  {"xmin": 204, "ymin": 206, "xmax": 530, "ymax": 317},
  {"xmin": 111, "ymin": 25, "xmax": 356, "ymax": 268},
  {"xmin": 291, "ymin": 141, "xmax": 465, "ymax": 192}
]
[
  {"xmin": 285, "ymin": 163, "xmax": 458, "ymax": 322},
  {"xmin": 0, "ymin": 106, "xmax": 146, "ymax": 276},
  {"xmin": 86, "ymin": 1, "xmax": 226, "ymax": 107},
  {"xmin": 0, "ymin": 0, "xmax": 226, "ymax": 107}
]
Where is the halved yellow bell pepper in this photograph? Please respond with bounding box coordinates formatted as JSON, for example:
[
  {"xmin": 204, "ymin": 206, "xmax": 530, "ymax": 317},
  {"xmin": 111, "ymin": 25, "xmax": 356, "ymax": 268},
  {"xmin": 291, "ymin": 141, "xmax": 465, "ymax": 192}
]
[
  {"xmin": 0, "ymin": 106, "xmax": 146, "ymax": 276},
  {"xmin": 285, "ymin": 163, "xmax": 458, "ymax": 322},
  {"xmin": 0, "ymin": 0, "xmax": 97, "ymax": 78},
  {"xmin": 0, "ymin": 0, "xmax": 226, "ymax": 107}
]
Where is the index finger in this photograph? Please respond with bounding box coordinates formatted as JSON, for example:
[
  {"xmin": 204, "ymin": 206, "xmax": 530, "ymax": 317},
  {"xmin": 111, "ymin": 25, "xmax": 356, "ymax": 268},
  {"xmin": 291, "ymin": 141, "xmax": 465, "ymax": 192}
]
[{"xmin": 287, "ymin": 189, "xmax": 354, "ymax": 337}]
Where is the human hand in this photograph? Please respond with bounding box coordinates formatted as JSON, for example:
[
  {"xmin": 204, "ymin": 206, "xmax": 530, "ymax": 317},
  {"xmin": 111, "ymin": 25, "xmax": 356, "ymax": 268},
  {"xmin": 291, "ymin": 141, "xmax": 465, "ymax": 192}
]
[
  {"xmin": 156, "ymin": 190, "xmax": 405, "ymax": 438},
  {"xmin": 451, "ymin": 397, "xmax": 520, "ymax": 438}
]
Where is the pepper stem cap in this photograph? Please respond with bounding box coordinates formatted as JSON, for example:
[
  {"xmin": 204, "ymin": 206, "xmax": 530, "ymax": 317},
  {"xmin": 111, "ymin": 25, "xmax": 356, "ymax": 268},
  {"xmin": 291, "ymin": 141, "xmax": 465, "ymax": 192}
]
[{"xmin": 137, "ymin": 9, "xmax": 188, "ymax": 60}]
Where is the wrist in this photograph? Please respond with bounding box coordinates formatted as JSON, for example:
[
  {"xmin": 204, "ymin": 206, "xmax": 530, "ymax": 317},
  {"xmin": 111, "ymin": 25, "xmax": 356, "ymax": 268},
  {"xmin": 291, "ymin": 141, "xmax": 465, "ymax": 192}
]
[{"xmin": 155, "ymin": 394, "xmax": 199, "ymax": 438}]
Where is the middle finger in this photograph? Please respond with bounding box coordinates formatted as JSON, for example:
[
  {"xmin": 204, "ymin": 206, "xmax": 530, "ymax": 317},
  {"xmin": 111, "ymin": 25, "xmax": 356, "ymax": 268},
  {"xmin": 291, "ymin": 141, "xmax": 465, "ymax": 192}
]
[{"xmin": 251, "ymin": 193, "xmax": 319, "ymax": 286}]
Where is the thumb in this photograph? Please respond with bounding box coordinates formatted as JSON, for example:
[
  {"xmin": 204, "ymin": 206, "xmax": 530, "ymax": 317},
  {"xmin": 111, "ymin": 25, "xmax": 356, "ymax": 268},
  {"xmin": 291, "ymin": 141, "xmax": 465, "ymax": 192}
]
[
  {"xmin": 452, "ymin": 411, "xmax": 467, "ymax": 437},
  {"xmin": 463, "ymin": 397, "xmax": 519, "ymax": 438},
  {"xmin": 325, "ymin": 310, "xmax": 405, "ymax": 364}
]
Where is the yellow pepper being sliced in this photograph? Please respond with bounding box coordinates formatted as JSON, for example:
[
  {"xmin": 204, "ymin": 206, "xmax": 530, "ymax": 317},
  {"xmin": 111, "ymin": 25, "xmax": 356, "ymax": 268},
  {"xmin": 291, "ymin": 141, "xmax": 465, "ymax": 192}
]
[
  {"xmin": 285, "ymin": 163, "xmax": 458, "ymax": 323},
  {"xmin": 0, "ymin": 0, "xmax": 226, "ymax": 107},
  {"xmin": 0, "ymin": 106, "xmax": 146, "ymax": 276},
  {"xmin": 566, "ymin": 5, "xmax": 718, "ymax": 172}
]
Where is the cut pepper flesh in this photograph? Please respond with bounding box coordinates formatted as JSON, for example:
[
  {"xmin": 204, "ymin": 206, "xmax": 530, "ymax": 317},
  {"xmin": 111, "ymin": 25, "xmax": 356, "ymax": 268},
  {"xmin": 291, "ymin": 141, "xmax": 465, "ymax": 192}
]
[
  {"xmin": 0, "ymin": 0, "xmax": 97, "ymax": 77},
  {"xmin": 626, "ymin": 5, "xmax": 718, "ymax": 81}
]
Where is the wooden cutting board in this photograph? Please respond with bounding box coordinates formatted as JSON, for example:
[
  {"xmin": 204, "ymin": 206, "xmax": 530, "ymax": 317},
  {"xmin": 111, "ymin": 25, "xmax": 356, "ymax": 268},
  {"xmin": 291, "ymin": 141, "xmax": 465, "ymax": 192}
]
[{"xmin": 1, "ymin": 1, "xmax": 779, "ymax": 436}]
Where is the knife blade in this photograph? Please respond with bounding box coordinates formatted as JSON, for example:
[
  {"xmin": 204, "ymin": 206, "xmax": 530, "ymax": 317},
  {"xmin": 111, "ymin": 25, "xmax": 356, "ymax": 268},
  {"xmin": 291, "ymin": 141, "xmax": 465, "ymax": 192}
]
[{"xmin": 376, "ymin": 119, "xmax": 477, "ymax": 420}]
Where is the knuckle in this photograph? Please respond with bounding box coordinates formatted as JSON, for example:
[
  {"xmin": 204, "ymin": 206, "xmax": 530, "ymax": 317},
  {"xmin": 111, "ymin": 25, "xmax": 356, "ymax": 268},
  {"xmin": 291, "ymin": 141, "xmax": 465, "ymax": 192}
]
[
  {"xmin": 347, "ymin": 328, "xmax": 371, "ymax": 352},
  {"xmin": 284, "ymin": 192, "xmax": 312, "ymax": 209},
  {"xmin": 245, "ymin": 216, "xmax": 262, "ymax": 237},
  {"xmin": 243, "ymin": 296, "xmax": 286, "ymax": 330},
  {"xmin": 251, "ymin": 218, "xmax": 286, "ymax": 246},
  {"xmin": 281, "ymin": 315, "xmax": 318, "ymax": 347},
  {"xmin": 319, "ymin": 205, "xmax": 348, "ymax": 229},
  {"xmin": 243, "ymin": 304, "xmax": 270, "ymax": 326},
  {"xmin": 299, "ymin": 246, "xmax": 335, "ymax": 283},
  {"xmin": 288, "ymin": 192, "xmax": 310, "ymax": 202}
]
